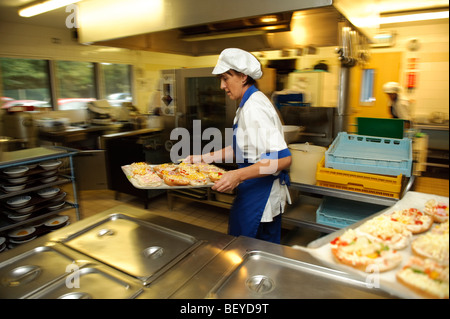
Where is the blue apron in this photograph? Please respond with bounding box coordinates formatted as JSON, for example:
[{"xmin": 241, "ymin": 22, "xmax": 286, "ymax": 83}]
[{"xmin": 228, "ymin": 85, "xmax": 290, "ymax": 244}]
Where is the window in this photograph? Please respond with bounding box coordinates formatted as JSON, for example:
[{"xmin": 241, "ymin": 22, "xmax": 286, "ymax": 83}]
[
  {"xmin": 102, "ymin": 63, "xmax": 132, "ymax": 107},
  {"xmin": 360, "ymin": 69, "xmax": 375, "ymax": 104},
  {"xmin": 0, "ymin": 58, "xmax": 133, "ymax": 111},
  {"xmin": 0, "ymin": 57, "xmax": 51, "ymax": 109},
  {"xmin": 56, "ymin": 61, "xmax": 96, "ymax": 110}
]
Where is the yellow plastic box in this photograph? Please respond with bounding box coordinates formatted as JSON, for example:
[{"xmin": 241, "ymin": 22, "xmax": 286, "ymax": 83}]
[{"xmin": 315, "ymin": 157, "xmax": 402, "ymax": 198}]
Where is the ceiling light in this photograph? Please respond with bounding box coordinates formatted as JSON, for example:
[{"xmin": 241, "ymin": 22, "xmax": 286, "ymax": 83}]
[
  {"xmin": 380, "ymin": 10, "xmax": 449, "ymax": 24},
  {"xmin": 18, "ymin": 0, "xmax": 82, "ymax": 18},
  {"xmin": 260, "ymin": 16, "xmax": 278, "ymax": 23}
]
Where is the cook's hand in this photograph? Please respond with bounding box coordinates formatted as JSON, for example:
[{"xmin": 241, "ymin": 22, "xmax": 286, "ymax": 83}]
[{"xmin": 212, "ymin": 170, "xmax": 241, "ymax": 193}]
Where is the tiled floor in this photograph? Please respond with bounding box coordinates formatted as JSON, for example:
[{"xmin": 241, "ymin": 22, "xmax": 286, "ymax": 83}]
[{"xmin": 63, "ymin": 176, "xmax": 449, "ymax": 246}]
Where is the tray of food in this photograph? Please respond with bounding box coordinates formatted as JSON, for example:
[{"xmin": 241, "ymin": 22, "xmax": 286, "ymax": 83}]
[
  {"xmin": 122, "ymin": 162, "xmax": 226, "ymax": 189},
  {"xmin": 303, "ymin": 191, "xmax": 449, "ymax": 299}
]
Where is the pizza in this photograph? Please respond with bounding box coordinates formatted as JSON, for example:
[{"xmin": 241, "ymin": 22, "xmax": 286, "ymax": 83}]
[
  {"xmin": 396, "ymin": 256, "xmax": 449, "ymax": 299},
  {"xmin": 178, "ymin": 166, "xmax": 199, "ymax": 177},
  {"xmin": 387, "ymin": 208, "xmax": 434, "ymax": 234},
  {"xmin": 198, "ymin": 164, "xmax": 225, "ymax": 174},
  {"xmin": 330, "ymin": 229, "xmax": 403, "ymax": 272},
  {"xmin": 129, "ymin": 162, "xmax": 154, "ymax": 176},
  {"xmin": 358, "ymin": 215, "xmax": 413, "ymax": 250},
  {"xmin": 186, "ymin": 172, "xmax": 209, "ymax": 186},
  {"xmin": 431, "ymin": 221, "xmax": 449, "ymax": 235},
  {"xmin": 153, "ymin": 163, "xmax": 178, "ymax": 178},
  {"xmin": 424, "ymin": 199, "xmax": 449, "ymax": 223},
  {"xmin": 411, "ymin": 231, "xmax": 449, "ymax": 265},
  {"xmin": 163, "ymin": 174, "xmax": 190, "ymax": 186},
  {"xmin": 209, "ymin": 171, "xmax": 224, "ymax": 182},
  {"xmin": 134, "ymin": 172, "xmax": 162, "ymax": 187}
]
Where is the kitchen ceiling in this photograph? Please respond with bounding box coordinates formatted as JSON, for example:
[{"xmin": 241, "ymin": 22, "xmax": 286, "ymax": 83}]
[
  {"xmin": 0, "ymin": 0, "xmax": 448, "ymax": 56},
  {"xmin": 1, "ymin": 0, "xmax": 447, "ymax": 28}
]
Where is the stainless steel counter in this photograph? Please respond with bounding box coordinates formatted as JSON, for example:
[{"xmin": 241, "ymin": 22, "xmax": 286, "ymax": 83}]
[
  {"xmin": 171, "ymin": 236, "xmax": 393, "ymax": 299},
  {"xmin": 0, "ymin": 204, "xmax": 233, "ymax": 299},
  {"xmin": 37, "ymin": 123, "xmax": 163, "ymax": 149},
  {"xmin": 0, "ymin": 204, "xmax": 394, "ymax": 299},
  {"xmin": 100, "ymin": 127, "xmax": 163, "ymax": 140}
]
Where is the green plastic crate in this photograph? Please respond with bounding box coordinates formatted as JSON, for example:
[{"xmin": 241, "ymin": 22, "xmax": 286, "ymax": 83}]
[{"xmin": 357, "ymin": 117, "xmax": 405, "ymax": 139}]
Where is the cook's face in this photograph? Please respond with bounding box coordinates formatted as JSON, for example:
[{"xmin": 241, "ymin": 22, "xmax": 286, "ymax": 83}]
[
  {"xmin": 219, "ymin": 71, "xmax": 246, "ymax": 100},
  {"xmin": 387, "ymin": 93, "xmax": 397, "ymax": 101}
]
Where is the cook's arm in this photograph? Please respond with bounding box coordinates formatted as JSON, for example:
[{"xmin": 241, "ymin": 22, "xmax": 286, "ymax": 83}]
[
  {"xmin": 183, "ymin": 145, "xmax": 235, "ymax": 164},
  {"xmin": 202, "ymin": 145, "xmax": 235, "ymax": 163},
  {"xmin": 212, "ymin": 155, "xmax": 292, "ymax": 192}
]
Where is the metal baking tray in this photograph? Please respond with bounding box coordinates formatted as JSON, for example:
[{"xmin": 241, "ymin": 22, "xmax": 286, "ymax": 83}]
[
  {"xmin": 59, "ymin": 213, "xmax": 204, "ymax": 285},
  {"xmin": 0, "ymin": 244, "xmax": 90, "ymax": 299},
  {"xmin": 27, "ymin": 266, "xmax": 143, "ymax": 299},
  {"xmin": 122, "ymin": 165, "xmax": 215, "ymax": 189},
  {"xmin": 305, "ymin": 191, "xmax": 449, "ymax": 299},
  {"xmin": 171, "ymin": 236, "xmax": 392, "ymax": 299},
  {"xmin": 208, "ymin": 250, "xmax": 385, "ymax": 299}
]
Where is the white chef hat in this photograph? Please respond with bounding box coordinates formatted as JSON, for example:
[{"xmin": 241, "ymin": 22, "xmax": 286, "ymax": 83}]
[
  {"xmin": 383, "ymin": 82, "xmax": 402, "ymax": 94},
  {"xmin": 212, "ymin": 48, "xmax": 263, "ymax": 80}
]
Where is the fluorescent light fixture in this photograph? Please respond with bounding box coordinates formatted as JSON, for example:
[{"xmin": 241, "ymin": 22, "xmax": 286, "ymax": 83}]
[
  {"xmin": 380, "ymin": 10, "xmax": 449, "ymax": 24},
  {"xmin": 374, "ymin": 33, "xmax": 392, "ymax": 39},
  {"xmin": 18, "ymin": 0, "xmax": 82, "ymax": 18}
]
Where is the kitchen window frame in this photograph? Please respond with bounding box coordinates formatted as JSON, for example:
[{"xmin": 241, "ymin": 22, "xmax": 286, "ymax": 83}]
[{"xmin": 0, "ymin": 56, "xmax": 134, "ymax": 110}]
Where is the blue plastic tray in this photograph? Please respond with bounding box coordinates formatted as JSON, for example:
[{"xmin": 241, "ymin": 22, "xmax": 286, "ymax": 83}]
[
  {"xmin": 325, "ymin": 132, "xmax": 412, "ymax": 177},
  {"xmin": 316, "ymin": 197, "xmax": 385, "ymax": 229}
]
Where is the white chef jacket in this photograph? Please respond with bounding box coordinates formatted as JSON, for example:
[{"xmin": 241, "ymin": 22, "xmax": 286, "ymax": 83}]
[
  {"xmin": 233, "ymin": 90, "xmax": 291, "ymax": 222},
  {"xmin": 390, "ymin": 94, "xmax": 411, "ymax": 120}
]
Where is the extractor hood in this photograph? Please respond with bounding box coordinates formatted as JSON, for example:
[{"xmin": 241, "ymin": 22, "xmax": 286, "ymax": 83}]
[{"xmin": 78, "ymin": 0, "xmax": 379, "ymax": 56}]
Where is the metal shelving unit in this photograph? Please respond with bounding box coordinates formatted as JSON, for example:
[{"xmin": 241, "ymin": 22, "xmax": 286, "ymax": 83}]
[
  {"xmin": 283, "ymin": 177, "xmax": 415, "ymax": 233},
  {"xmin": 0, "ymin": 146, "xmax": 80, "ymax": 235},
  {"xmin": 167, "ymin": 188, "xmax": 233, "ymax": 210}
]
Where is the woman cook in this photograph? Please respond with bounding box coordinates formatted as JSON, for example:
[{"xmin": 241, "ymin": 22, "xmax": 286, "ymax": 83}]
[{"xmin": 187, "ymin": 48, "xmax": 292, "ymax": 244}]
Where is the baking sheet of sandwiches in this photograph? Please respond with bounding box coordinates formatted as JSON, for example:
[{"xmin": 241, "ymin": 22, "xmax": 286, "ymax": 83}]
[{"xmin": 122, "ymin": 162, "xmax": 226, "ymax": 189}]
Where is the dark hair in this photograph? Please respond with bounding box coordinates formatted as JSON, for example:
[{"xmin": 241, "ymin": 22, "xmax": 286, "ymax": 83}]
[
  {"xmin": 244, "ymin": 75, "xmax": 257, "ymax": 86},
  {"xmin": 224, "ymin": 69, "xmax": 257, "ymax": 87}
]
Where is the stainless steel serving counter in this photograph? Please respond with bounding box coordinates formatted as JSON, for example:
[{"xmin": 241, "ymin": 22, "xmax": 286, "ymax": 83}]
[
  {"xmin": 0, "ymin": 204, "xmax": 394, "ymax": 299},
  {"xmin": 171, "ymin": 236, "xmax": 392, "ymax": 299},
  {"xmin": 0, "ymin": 204, "xmax": 233, "ymax": 299},
  {"xmin": 37, "ymin": 123, "xmax": 163, "ymax": 149}
]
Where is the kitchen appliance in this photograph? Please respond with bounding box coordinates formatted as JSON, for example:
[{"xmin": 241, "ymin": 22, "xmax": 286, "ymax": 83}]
[
  {"xmin": 159, "ymin": 67, "xmax": 237, "ymax": 161},
  {"xmin": 87, "ymin": 100, "xmax": 114, "ymax": 125},
  {"xmin": 280, "ymin": 106, "xmax": 336, "ymax": 147},
  {"xmin": 0, "ymin": 136, "xmax": 16, "ymax": 152},
  {"xmin": 1, "ymin": 112, "xmax": 38, "ymax": 149},
  {"xmin": 73, "ymin": 150, "xmax": 108, "ymax": 190},
  {"xmin": 34, "ymin": 118, "xmax": 69, "ymax": 132},
  {"xmin": 287, "ymin": 71, "xmax": 337, "ymax": 107},
  {"xmin": 101, "ymin": 130, "xmax": 165, "ymax": 208},
  {"xmin": 282, "ymin": 125, "xmax": 304, "ymax": 144},
  {"xmin": 79, "ymin": 1, "xmax": 376, "ymax": 57}
]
